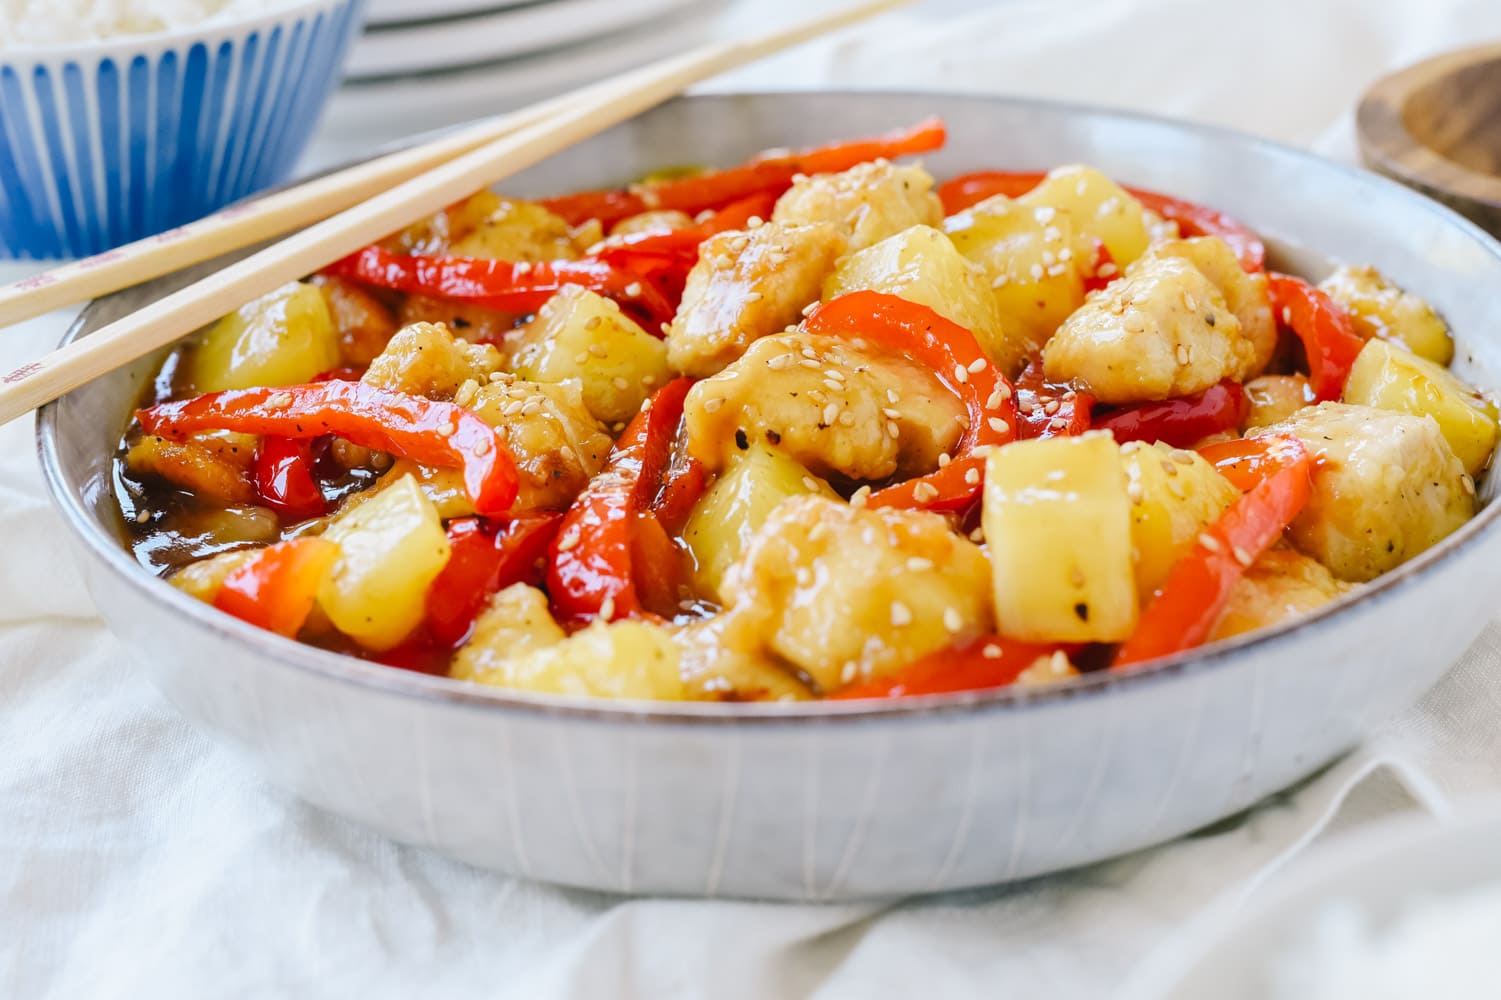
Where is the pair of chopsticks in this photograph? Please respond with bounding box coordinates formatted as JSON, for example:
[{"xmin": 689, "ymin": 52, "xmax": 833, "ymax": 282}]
[{"xmin": 0, "ymin": 0, "xmax": 909, "ymax": 426}]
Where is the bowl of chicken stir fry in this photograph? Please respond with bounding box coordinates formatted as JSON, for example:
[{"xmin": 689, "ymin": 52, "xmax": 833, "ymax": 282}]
[{"xmin": 40, "ymin": 93, "xmax": 1501, "ymax": 898}]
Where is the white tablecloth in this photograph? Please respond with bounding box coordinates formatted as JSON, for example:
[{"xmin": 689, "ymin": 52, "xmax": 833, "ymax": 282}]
[{"xmin": 6, "ymin": 1, "xmax": 1501, "ymax": 996}]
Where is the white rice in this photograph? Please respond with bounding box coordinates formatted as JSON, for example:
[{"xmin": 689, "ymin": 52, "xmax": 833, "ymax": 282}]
[
  {"xmin": 0, "ymin": 0, "xmax": 302, "ymax": 47},
  {"xmin": 1271, "ymin": 884, "xmax": 1501, "ymax": 999}
]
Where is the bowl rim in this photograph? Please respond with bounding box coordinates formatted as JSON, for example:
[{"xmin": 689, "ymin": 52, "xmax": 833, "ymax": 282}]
[
  {"xmin": 0, "ymin": 0, "xmax": 359, "ymax": 62},
  {"xmin": 36, "ymin": 88, "xmax": 1501, "ymax": 727}
]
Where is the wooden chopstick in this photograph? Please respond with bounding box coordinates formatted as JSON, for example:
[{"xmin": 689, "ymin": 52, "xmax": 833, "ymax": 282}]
[
  {"xmin": 0, "ymin": 0, "xmax": 909, "ymax": 426},
  {"xmin": 0, "ymin": 93, "xmax": 578, "ymax": 329}
]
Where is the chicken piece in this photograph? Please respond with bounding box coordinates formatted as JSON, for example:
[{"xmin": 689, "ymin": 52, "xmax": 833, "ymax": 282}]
[
  {"xmin": 451, "ymin": 584, "xmax": 567, "ymax": 682},
  {"xmin": 1147, "ymin": 237, "xmax": 1275, "ymax": 375},
  {"xmin": 456, "ymin": 589, "xmax": 685, "ymax": 700},
  {"xmin": 1319, "ymin": 263, "xmax": 1454, "ymax": 365},
  {"xmin": 397, "ymin": 295, "xmax": 519, "ymax": 346},
  {"xmin": 608, "ymin": 210, "xmax": 695, "ymax": 237},
  {"xmin": 772, "ymin": 161, "xmax": 942, "ymax": 253},
  {"xmin": 666, "ymin": 221, "xmax": 846, "ymax": 377},
  {"xmin": 673, "ymin": 618, "xmax": 814, "ymax": 702},
  {"xmin": 719, "ymin": 495, "xmax": 993, "ymax": 693},
  {"xmin": 361, "ymin": 322, "xmax": 504, "ymax": 400},
  {"xmin": 1261, "ymin": 402, "xmax": 1475, "ymax": 581},
  {"xmin": 682, "ymin": 329, "xmax": 965, "ymax": 481},
  {"xmin": 170, "ymin": 549, "xmax": 259, "ymax": 604},
  {"xmin": 126, "ymin": 431, "xmax": 258, "ymax": 506},
  {"xmin": 311, "ymin": 274, "xmax": 399, "ymax": 367},
  {"xmin": 1043, "ymin": 254, "xmax": 1257, "ymax": 404},
  {"xmin": 1210, "ymin": 546, "xmax": 1350, "ymax": 641},
  {"xmin": 448, "ymin": 198, "xmax": 584, "ymax": 262}
]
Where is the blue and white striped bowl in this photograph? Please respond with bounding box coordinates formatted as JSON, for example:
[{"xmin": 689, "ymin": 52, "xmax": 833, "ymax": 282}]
[{"xmin": 0, "ymin": 0, "xmax": 364, "ymax": 260}]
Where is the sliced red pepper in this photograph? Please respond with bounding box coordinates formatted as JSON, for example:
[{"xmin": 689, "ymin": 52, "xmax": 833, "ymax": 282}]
[
  {"xmin": 1113, "ymin": 435, "xmax": 1312, "ymax": 668},
  {"xmin": 137, "ymin": 381, "xmax": 519, "ymax": 517},
  {"xmin": 1266, "ymin": 273, "xmax": 1365, "ymax": 403},
  {"xmin": 1083, "ymin": 240, "xmax": 1118, "ymax": 293},
  {"xmin": 541, "ymin": 117, "xmax": 947, "ymax": 228},
  {"xmin": 802, "ymin": 291, "xmax": 1018, "ymax": 513},
  {"xmin": 595, "ymin": 191, "xmax": 779, "ymax": 271},
  {"xmin": 328, "ymin": 246, "xmax": 674, "ymax": 326},
  {"xmin": 252, "ymin": 436, "xmax": 329, "ymax": 520},
  {"xmin": 935, "ymin": 170, "xmax": 1265, "ymax": 272},
  {"xmin": 214, "ymin": 537, "xmax": 338, "ymax": 638},
  {"xmin": 1094, "ymin": 380, "xmax": 1248, "ymax": 448},
  {"xmin": 546, "ymin": 377, "xmax": 699, "ymax": 624},
  {"xmin": 1014, "ymin": 360, "xmax": 1093, "ymax": 439},
  {"xmin": 425, "ymin": 514, "xmax": 563, "ymax": 647},
  {"xmin": 831, "ymin": 636, "xmax": 1074, "ymax": 699}
]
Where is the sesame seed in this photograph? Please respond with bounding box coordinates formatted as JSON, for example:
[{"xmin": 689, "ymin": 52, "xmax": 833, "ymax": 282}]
[
  {"xmin": 514, "ymin": 261, "xmax": 532, "ymax": 275},
  {"xmin": 1042, "ymin": 250, "xmax": 1056, "ymax": 266},
  {"xmin": 802, "ymin": 347, "xmax": 819, "ymax": 360},
  {"xmin": 1058, "ymin": 247, "xmax": 1073, "ymax": 262},
  {"xmin": 574, "ymin": 351, "xmax": 590, "ymax": 365},
  {"xmin": 557, "ymin": 526, "xmax": 581, "ymax": 551},
  {"xmin": 988, "ymin": 417, "xmax": 1010, "ymax": 434},
  {"xmin": 964, "ymin": 467, "xmax": 981, "ymax": 486},
  {"xmin": 1162, "ymin": 459, "xmax": 1178, "ymax": 476},
  {"xmin": 1047, "ymin": 264, "xmax": 1067, "ymax": 276},
  {"xmin": 840, "ymin": 661, "xmax": 857, "ymax": 685},
  {"xmin": 1184, "ymin": 292, "xmax": 1198, "ymax": 312},
  {"xmin": 969, "ymin": 526, "xmax": 985, "ymax": 542},
  {"xmin": 850, "ymin": 485, "xmax": 872, "ymax": 508},
  {"xmin": 521, "ymin": 401, "xmax": 542, "ymax": 417},
  {"xmin": 838, "ymin": 411, "xmax": 855, "ymax": 427},
  {"xmin": 1098, "ymin": 263, "xmax": 1118, "ymax": 278},
  {"xmin": 943, "ymin": 608, "xmax": 964, "ymax": 632},
  {"xmin": 588, "ymin": 343, "xmax": 609, "ymax": 358},
  {"xmin": 1171, "ymin": 449, "xmax": 1196, "ymax": 464},
  {"xmin": 1049, "ymin": 417, "xmax": 1068, "ymax": 430},
  {"xmin": 1175, "ymin": 345, "xmax": 1191, "ymax": 366},
  {"xmin": 660, "ymin": 322, "xmax": 672, "ymax": 335},
  {"xmin": 967, "ymin": 358, "xmax": 987, "ymax": 374},
  {"xmin": 1232, "ymin": 546, "xmax": 1254, "ymax": 567},
  {"xmin": 937, "ymin": 452, "xmax": 951, "ymax": 468},
  {"xmin": 796, "ymin": 567, "xmax": 813, "ymax": 586},
  {"xmin": 472, "ymin": 435, "xmax": 492, "ymax": 456},
  {"xmin": 641, "ymin": 375, "xmax": 657, "ymax": 386},
  {"xmin": 823, "ymin": 402, "xmax": 840, "ymax": 425},
  {"xmin": 768, "ymin": 353, "xmax": 795, "ymax": 370},
  {"xmin": 802, "ymin": 476, "xmax": 819, "ymax": 491},
  {"xmin": 970, "ymin": 445, "xmax": 993, "ymax": 458},
  {"xmin": 702, "ymin": 396, "xmax": 724, "ymax": 414},
  {"xmin": 489, "ymin": 371, "xmax": 509, "ymax": 383},
  {"xmin": 1281, "ymin": 306, "xmax": 1293, "ymax": 325},
  {"xmin": 599, "ymin": 596, "xmax": 616, "ymax": 620},
  {"xmin": 1126, "ymin": 479, "xmax": 1144, "ymax": 503},
  {"xmin": 802, "ymin": 302, "xmax": 819, "ymax": 317},
  {"xmin": 1029, "ymin": 263, "xmax": 1045, "ymax": 281},
  {"xmin": 1463, "ymin": 474, "xmax": 1477, "ymax": 495},
  {"xmin": 882, "ymin": 407, "xmax": 903, "ymax": 420},
  {"xmin": 265, "ymin": 391, "xmax": 293, "ymax": 409},
  {"xmin": 906, "ymin": 557, "xmax": 935, "ymax": 572},
  {"xmin": 912, "ymin": 482, "xmax": 939, "ymax": 502},
  {"xmin": 890, "ymin": 601, "xmax": 913, "ymax": 627},
  {"xmin": 799, "ymin": 358, "xmax": 822, "ymax": 370},
  {"xmin": 1033, "ymin": 205, "xmax": 1056, "ymax": 224},
  {"xmin": 625, "ymin": 282, "xmax": 643, "ymax": 297},
  {"xmin": 1043, "ymin": 225, "xmax": 1062, "ymax": 243},
  {"xmin": 1198, "ymin": 533, "xmax": 1221, "ymax": 552},
  {"xmin": 134, "ymin": 509, "xmax": 151, "ymax": 523},
  {"xmin": 744, "ymin": 292, "xmax": 764, "ymax": 303},
  {"xmin": 992, "ymin": 274, "xmax": 1011, "ymax": 288},
  {"xmin": 886, "ymin": 420, "xmax": 900, "ymax": 439},
  {"xmin": 886, "ymin": 389, "xmax": 901, "ymax": 405},
  {"xmin": 585, "ymin": 315, "xmax": 603, "ymax": 331},
  {"xmin": 982, "ymin": 643, "xmax": 1002, "ymax": 659},
  {"xmin": 1044, "ymin": 400, "xmax": 1060, "ymax": 415},
  {"xmin": 825, "ymin": 368, "xmax": 846, "ymax": 382},
  {"xmin": 953, "ymin": 364, "xmax": 969, "ymax": 384}
]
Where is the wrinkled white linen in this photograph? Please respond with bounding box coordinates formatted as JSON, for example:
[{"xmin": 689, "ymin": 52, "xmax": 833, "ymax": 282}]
[{"xmin": 6, "ymin": 0, "xmax": 1501, "ymax": 996}]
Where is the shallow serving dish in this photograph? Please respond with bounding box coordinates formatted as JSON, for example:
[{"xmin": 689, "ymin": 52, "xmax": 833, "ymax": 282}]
[{"xmin": 37, "ymin": 92, "xmax": 1501, "ymax": 900}]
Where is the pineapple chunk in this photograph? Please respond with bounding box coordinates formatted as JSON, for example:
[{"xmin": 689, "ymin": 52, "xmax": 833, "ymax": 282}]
[
  {"xmin": 318, "ymin": 475, "xmax": 451, "ymax": 651},
  {"xmin": 1243, "ymin": 374, "xmax": 1315, "ymax": 430},
  {"xmin": 170, "ymin": 549, "xmax": 259, "ymax": 604},
  {"xmin": 1320, "ymin": 264, "xmax": 1454, "ymax": 365},
  {"xmin": 1018, "ymin": 165, "xmax": 1152, "ymax": 268},
  {"xmin": 1342, "ymin": 339, "xmax": 1498, "ymax": 477},
  {"xmin": 823, "ymin": 224, "xmax": 1025, "ymax": 374},
  {"xmin": 1121, "ymin": 441, "xmax": 1240, "ymax": 597},
  {"xmin": 185, "ymin": 281, "xmax": 339, "ymax": 393},
  {"xmin": 983, "ymin": 432, "xmax": 1138, "ymax": 641},
  {"xmin": 507, "ymin": 285, "xmax": 670, "ymax": 425},
  {"xmin": 682, "ymin": 445, "xmax": 834, "ymax": 600},
  {"xmin": 461, "ymin": 614, "xmax": 686, "ymax": 700},
  {"xmin": 383, "ymin": 190, "xmax": 504, "ymax": 255},
  {"xmin": 450, "ymin": 199, "xmax": 583, "ymax": 262},
  {"xmin": 943, "ymin": 194, "xmax": 1085, "ymax": 351}
]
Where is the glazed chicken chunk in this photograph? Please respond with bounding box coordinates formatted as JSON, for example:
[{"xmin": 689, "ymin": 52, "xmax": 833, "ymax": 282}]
[
  {"xmin": 1148, "ymin": 237, "xmax": 1276, "ymax": 374},
  {"xmin": 1044, "ymin": 248, "xmax": 1260, "ymax": 403},
  {"xmin": 1210, "ymin": 547, "xmax": 1349, "ymax": 641},
  {"xmin": 681, "ymin": 329, "xmax": 966, "ymax": 481},
  {"xmin": 719, "ymin": 495, "xmax": 994, "ymax": 693},
  {"xmin": 361, "ymin": 321, "xmax": 504, "ymax": 400},
  {"xmin": 1262, "ymin": 402, "xmax": 1475, "ymax": 582},
  {"xmin": 666, "ymin": 221, "xmax": 846, "ymax": 377},
  {"xmin": 771, "ymin": 160, "xmax": 943, "ymax": 253}
]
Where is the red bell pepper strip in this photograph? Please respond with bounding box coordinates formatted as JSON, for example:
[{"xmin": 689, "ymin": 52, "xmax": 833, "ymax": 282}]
[
  {"xmin": 540, "ymin": 117, "xmax": 947, "ymax": 228},
  {"xmin": 935, "ymin": 170, "xmax": 1266, "ymax": 272},
  {"xmin": 425, "ymin": 514, "xmax": 563, "ymax": 647},
  {"xmin": 546, "ymin": 377, "xmax": 700, "ymax": 623},
  {"xmin": 1113, "ymin": 435, "xmax": 1312, "ymax": 669},
  {"xmin": 137, "ymin": 381, "xmax": 519, "ymax": 517},
  {"xmin": 1266, "ymin": 273, "xmax": 1365, "ymax": 403},
  {"xmin": 1083, "ymin": 240, "xmax": 1118, "ymax": 292},
  {"xmin": 252, "ymin": 436, "xmax": 329, "ymax": 520},
  {"xmin": 1014, "ymin": 361, "xmax": 1093, "ymax": 439},
  {"xmin": 802, "ymin": 291, "xmax": 1018, "ymax": 513},
  {"xmin": 831, "ymin": 636, "xmax": 1074, "ymax": 699},
  {"xmin": 1094, "ymin": 380, "xmax": 1248, "ymax": 448},
  {"xmin": 327, "ymin": 246, "xmax": 674, "ymax": 326},
  {"xmin": 594, "ymin": 191, "xmax": 780, "ymax": 271},
  {"xmin": 214, "ymin": 537, "xmax": 339, "ymax": 638}
]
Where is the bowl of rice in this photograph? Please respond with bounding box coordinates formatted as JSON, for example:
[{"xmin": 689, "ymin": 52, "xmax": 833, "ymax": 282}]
[{"xmin": 0, "ymin": 0, "xmax": 364, "ymax": 260}]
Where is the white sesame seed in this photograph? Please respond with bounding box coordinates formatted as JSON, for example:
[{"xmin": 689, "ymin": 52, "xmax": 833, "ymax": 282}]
[
  {"xmin": 953, "ymin": 364, "xmax": 969, "ymax": 384},
  {"xmin": 599, "ymin": 596, "xmax": 616, "ymax": 620},
  {"xmin": 886, "ymin": 420, "xmax": 900, "ymax": 439},
  {"xmin": 767, "ymin": 353, "xmax": 795, "ymax": 370},
  {"xmin": 819, "ymin": 402, "xmax": 838, "ymax": 425},
  {"xmin": 943, "ymin": 608, "xmax": 964, "ymax": 632},
  {"xmin": 799, "ymin": 358, "xmax": 822, "ymax": 370},
  {"xmin": 624, "ymin": 282, "xmax": 643, "ymax": 297},
  {"xmin": 969, "ymin": 526, "xmax": 985, "ymax": 542},
  {"xmin": 992, "ymin": 273, "xmax": 1011, "ymax": 288},
  {"xmin": 1198, "ymin": 532, "xmax": 1222, "ymax": 552},
  {"xmin": 850, "ymin": 485, "xmax": 872, "ymax": 508},
  {"xmin": 1058, "ymin": 247, "xmax": 1073, "ymax": 262},
  {"xmin": 802, "ymin": 302, "xmax": 819, "ymax": 317},
  {"xmin": 1047, "ymin": 264, "xmax": 1067, "ymax": 276},
  {"xmin": 744, "ymin": 291, "xmax": 763, "ymax": 303},
  {"xmin": 557, "ymin": 526, "xmax": 581, "ymax": 551},
  {"xmin": 890, "ymin": 601, "xmax": 913, "ymax": 627},
  {"xmin": 702, "ymin": 397, "xmax": 724, "ymax": 413},
  {"xmin": 265, "ymin": 391, "xmax": 293, "ymax": 409},
  {"xmin": 588, "ymin": 343, "xmax": 609, "ymax": 358},
  {"xmin": 825, "ymin": 368, "xmax": 846, "ymax": 382},
  {"xmin": 802, "ymin": 476, "xmax": 819, "ymax": 491},
  {"xmin": 912, "ymin": 482, "xmax": 939, "ymax": 502},
  {"xmin": 1029, "ymin": 263, "xmax": 1045, "ymax": 281},
  {"xmin": 134, "ymin": 509, "xmax": 151, "ymax": 523},
  {"xmin": 964, "ymin": 467, "xmax": 981, "ymax": 486},
  {"xmin": 1098, "ymin": 263, "xmax": 1118, "ymax": 278},
  {"xmin": 988, "ymin": 417, "xmax": 1010, "ymax": 434},
  {"xmin": 1232, "ymin": 546, "xmax": 1254, "ymax": 567},
  {"xmin": 1175, "ymin": 345, "xmax": 1191, "ymax": 366},
  {"xmin": 982, "ymin": 643, "xmax": 1002, "ymax": 659},
  {"xmin": 906, "ymin": 557, "xmax": 935, "ymax": 572},
  {"xmin": 802, "ymin": 346, "xmax": 819, "ymax": 360},
  {"xmin": 472, "ymin": 435, "xmax": 492, "ymax": 456},
  {"xmin": 585, "ymin": 315, "xmax": 603, "ymax": 331},
  {"xmin": 937, "ymin": 452, "xmax": 951, "ymax": 468},
  {"xmin": 967, "ymin": 358, "xmax": 987, "ymax": 374},
  {"xmin": 1033, "ymin": 205, "xmax": 1056, "ymax": 224},
  {"xmin": 840, "ymin": 661, "xmax": 857, "ymax": 685},
  {"xmin": 886, "ymin": 389, "xmax": 901, "ymax": 405},
  {"xmin": 573, "ymin": 351, "xmax": 590, "ymax": 365},
  {"xmin": 1044, "ymin": 400, "xmax": 1060, "ymax": 415}
]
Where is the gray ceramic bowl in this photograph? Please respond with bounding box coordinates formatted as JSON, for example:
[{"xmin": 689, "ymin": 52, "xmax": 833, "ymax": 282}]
[{"xmin": 37, "ymin": 93, "xmax": 1501, "ymax": 900}]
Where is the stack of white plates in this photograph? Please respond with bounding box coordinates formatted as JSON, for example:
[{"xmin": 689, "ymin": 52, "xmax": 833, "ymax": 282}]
[{"xmin": 320, "ymin": 0, "xmax": 724, "ymax": 151}]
